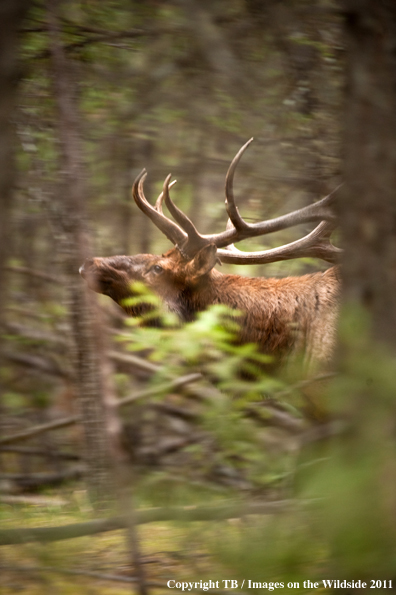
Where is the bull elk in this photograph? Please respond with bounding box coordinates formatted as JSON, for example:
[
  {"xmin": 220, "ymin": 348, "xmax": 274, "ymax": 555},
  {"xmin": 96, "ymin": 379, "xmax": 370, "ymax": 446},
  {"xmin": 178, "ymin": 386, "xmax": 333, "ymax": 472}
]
[{"xmin": 80, "ymin": 139, "xmax": 341, "ymax": 370}]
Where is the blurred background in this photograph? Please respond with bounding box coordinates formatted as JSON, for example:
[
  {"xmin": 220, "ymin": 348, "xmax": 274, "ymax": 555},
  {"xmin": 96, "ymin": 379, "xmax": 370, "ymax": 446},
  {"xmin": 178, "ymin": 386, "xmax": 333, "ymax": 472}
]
[
  {"xmin": 2, "ymin": 1, "xmax": 396, "ymax": 593},
  {"xmin": 14, "ymin": 0, "xmax": 342, "ymax": 272}
]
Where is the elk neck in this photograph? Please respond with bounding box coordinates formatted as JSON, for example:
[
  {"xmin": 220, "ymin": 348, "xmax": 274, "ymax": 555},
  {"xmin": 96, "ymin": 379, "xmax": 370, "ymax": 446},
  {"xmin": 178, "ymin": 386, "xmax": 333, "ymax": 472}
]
[{"xmin": 177, "ymin": 266, "xmax": 340, "ymax": 358}]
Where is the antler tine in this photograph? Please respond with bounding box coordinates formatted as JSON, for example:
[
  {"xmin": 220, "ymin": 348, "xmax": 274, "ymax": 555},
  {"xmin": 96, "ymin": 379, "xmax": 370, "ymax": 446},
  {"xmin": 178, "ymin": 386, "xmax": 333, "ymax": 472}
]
[
  {"xmin": 197, "ymin": 139, "xmax": 339, "ymax": 251},
  {"xmin": 162, "ymin": 174, "xmax": 208, "ymax": 255},
  {"xmin": 223, "ymin": 138, "xmax": 337, "ymax": 238},
  {"xmin": 162, "ymin": 175, "xmax": 198, "ymax": 237},
  {"xmin": 217, "ymin": 220, "xmax": 342, "ymax": 265},
  {"xmin": 224, "ymin": 137, "xmax": 254, "ymax": 231},
  {"xmin": 242, "ymin": 189, "xmax": 338, "ymax": 237},
  {"xmin": 133, "ymin": 143, "xmax": 340, "ymax": 265},
  {"xmin": 132, "ymin": 169, "xmax": 187, "ymax": 246},
  {"xmin": 155, "ymin": 179, "xmax": 177, "ymax": 214}
]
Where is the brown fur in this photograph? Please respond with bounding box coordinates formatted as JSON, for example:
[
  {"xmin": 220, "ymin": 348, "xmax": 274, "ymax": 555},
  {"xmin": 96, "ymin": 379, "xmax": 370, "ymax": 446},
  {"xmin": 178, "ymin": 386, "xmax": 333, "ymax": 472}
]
[{"xmin": 80, "ymin": 244, "xmax": 340, "ymax": 369}]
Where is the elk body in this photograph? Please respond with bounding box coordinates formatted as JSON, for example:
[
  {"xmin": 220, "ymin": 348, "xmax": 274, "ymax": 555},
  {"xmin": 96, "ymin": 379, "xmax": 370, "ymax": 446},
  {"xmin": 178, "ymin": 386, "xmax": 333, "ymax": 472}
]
[{"xmin": 80, "ymin": 139, "xmax": 341, "ymax": 370}]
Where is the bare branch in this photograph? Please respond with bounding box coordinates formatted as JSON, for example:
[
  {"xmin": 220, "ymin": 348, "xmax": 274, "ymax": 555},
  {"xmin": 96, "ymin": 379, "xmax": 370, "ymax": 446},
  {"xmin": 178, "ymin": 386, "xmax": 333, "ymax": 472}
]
[
  {"xmin": 0, "ymin": 416, "xmax": 79, "ymax": 446},
  {"xmin": 0, "ymin": 499, "xmax": 293, "ymax": 545},
  {"xmin": 5, "ymin": 265, "xmax": 62, "ymax": 284}
]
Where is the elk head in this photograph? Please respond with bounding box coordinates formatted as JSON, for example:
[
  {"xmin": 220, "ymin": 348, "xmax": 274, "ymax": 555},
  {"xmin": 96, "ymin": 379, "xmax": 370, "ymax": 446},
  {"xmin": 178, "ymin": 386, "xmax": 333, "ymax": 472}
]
[{"xmin": 80, "ymin": 139, "xmax": 341, "ymax": 323}]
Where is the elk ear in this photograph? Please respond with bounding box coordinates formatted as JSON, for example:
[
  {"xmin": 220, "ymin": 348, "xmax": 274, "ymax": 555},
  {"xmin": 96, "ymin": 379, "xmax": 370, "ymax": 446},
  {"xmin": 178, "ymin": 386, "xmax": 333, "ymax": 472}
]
[{"xmin": 188, "ymin": 244, "xmax": 218, "ymax": 278}]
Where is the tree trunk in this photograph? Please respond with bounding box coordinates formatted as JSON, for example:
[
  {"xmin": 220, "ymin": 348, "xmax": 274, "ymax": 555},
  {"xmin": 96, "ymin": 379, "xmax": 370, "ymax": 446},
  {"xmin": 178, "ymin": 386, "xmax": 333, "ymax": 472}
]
[
  {"xmin": 311, "ymin": 2, "xmax": 396, "ymax": 579},
  {"xmin": 46, "ymin": 0, "xmax": 113, "ymax": 506},
  {"xmin": 0, "ymin": 0, "xmax": 30, "ymax": 426},
  {"xmin": 340, "ymin": 0, "xmax": 396, "ymax": 349}
]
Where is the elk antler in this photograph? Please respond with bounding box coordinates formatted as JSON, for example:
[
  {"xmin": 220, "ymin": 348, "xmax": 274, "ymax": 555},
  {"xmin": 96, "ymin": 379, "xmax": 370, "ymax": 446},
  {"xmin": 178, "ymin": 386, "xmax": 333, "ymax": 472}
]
[
  {"xmin": 217, "ymin": 220, "xmax": 341, "ymax": 264},
  {"xmin": 132, "ymin": 140, "xmax": 342, "ymax": 264},
  {"xmin": 133, "ymin": 172, "xmax": 208, "ymax": 256},
  {"xmin": 132, "ymin": 170, "xmax": 187, "ymax": 246}
]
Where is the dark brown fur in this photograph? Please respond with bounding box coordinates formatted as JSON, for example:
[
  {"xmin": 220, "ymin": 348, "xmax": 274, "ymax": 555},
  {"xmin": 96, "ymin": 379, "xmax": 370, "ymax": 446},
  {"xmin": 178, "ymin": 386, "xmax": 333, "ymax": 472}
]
[{"xmin": 80, "ymin": 244, "xmax": 340, "ymax": 369}]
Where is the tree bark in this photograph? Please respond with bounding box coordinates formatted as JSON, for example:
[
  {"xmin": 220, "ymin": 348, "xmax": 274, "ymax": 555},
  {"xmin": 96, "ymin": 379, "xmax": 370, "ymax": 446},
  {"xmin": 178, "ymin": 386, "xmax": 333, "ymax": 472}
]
[
  {"xmin": 311, "ymin": 3, "xmax": 396, "ymax": 579},
  {"xmin": 0, "ymin": 0, "xmax": 30, "ymax": 423},
  {"xmin": 46, "ymin": 0, "xmax": 113, "ymax": 506},
  {"xmin": 340, "ymin": 0, "xmax": 396, "ymax": 348}
]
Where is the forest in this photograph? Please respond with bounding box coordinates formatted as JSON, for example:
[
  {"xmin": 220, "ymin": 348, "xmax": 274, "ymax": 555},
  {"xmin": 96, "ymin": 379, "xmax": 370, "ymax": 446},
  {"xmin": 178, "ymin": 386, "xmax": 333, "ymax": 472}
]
[{"xmin": 1, "ymin": 0, "xmax": 396, "ymax": 593}]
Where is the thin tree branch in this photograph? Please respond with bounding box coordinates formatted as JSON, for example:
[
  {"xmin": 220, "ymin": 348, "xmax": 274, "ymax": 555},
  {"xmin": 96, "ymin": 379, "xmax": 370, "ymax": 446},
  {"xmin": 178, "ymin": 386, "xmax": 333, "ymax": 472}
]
[
  {"xmin": 5, "ymin": 265, "xmax": 62, "ymax": 284},
  {"xmin": 0, "ymin": 372, "xmax": 203, "ymax": 446},
  {"xmin": 31, "ymin": 28, "xmax": 167, "ymax": 61},
  {"xmin": 0, "ymin": 445, "xmax": 80, "ymax": 460},
  {"xmin": 0, "ymin": 495, "xmax": 67, "ymax": 506},
  {"xmin": 0, "ymin": 499, "xmax": 293, "ymax": 545},
  {"xmin": 107, "ymin": 350, "xmax": 160, "ymax": 375},
  {"xmin": 2, "ymin": 351, "xmax": 69, "ymax": 379},
  {"xmin": 0, "ymin": 467, "xmax": 82, "ymax": 490},
  {"xmin": 117, "ymin": 373, "xmax": 202, "ymax": 408},
  {"xmin": 0, "ymin": 415, "xmax": 79, "ymax": 446}
]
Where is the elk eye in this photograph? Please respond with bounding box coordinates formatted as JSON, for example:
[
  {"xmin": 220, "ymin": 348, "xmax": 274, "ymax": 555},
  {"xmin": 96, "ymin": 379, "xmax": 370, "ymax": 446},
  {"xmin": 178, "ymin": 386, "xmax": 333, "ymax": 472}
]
[{"xmin": 152, "ymin": 265, "xmax": 163, "ymax": 274}]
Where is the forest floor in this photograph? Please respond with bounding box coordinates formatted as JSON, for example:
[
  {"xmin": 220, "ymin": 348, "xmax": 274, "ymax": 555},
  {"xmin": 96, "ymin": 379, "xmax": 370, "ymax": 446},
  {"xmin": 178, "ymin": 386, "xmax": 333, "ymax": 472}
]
[{"xmin": 0, "ymin": 487, "xmax": 229, "ymax": 595}]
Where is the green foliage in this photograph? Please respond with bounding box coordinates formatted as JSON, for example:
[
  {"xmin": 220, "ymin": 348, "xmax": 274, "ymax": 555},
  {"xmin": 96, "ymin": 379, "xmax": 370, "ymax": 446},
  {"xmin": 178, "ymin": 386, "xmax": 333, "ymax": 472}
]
[
  {"xmin": 207, "ymin": 513, "xmax": 323, "ymax": 594},
  {"xmin": 292, "ymin": 306, "xmax": 396, "ymax": 581},
  {"xmin": 144, "ymin": 305, "xmax": 393, "ymax": 587},
  {"xmin": 121, "ymin": 280, "xmax": 165, "ymax": 321},
  {"xmin": 116, "ymin": 290, "xmax": 292, "ymax": 495},
  {"xmin": 120, "ymin": 295, "xmax": 396, "ymax": 584},
  {"xmin": 122, "ymin": 295, "xmax": 283, "ymax": 402}
]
